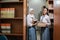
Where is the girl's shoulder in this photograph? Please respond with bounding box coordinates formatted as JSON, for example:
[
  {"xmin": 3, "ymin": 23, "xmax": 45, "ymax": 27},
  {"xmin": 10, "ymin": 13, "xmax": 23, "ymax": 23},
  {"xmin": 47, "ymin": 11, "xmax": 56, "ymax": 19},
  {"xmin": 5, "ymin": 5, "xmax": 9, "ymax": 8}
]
[
  {"xmin": 45, "ymin": 15, "xmax": 49, "ymax": 18},
  {"xmin": 27, "ymin": 14, "xmax": 35, "ymax": 17},
  {"xmin": 27, "ymin": 14, "xmax": 30, "ymax": 18},
  {"xmin": 40, "ymin": 16, "xmax": 43, "ymax": 18},
  {"xmin": 27, "ymin": 14, "xmax": 31, "ymax": 17}
]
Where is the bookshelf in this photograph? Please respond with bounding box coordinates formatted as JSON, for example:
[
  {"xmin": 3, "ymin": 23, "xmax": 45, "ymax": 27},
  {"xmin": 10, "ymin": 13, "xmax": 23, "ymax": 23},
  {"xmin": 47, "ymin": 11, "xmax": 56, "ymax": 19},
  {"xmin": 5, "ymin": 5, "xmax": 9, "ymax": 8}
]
[
  {"xmin": 48, "ymin": 0, "xmax": 54, "ymax": 20},
  {"xmin": 47, "ymin": 0, "xmax": 54, "ymax": 40},
  {"xmin": 0, "ymin": 0, "xmax": 25, "ymax": 40},
  {"xmin": 0, "ymin": 17, "xmax": 23, "ymax": 19}
]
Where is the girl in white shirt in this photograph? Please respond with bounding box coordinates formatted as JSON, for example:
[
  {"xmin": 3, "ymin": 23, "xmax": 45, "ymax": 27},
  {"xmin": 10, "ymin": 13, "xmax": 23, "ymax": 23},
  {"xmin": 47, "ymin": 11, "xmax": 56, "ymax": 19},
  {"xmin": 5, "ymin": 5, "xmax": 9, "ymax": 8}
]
[
  {"xmin": 27, "ymin": 8, "xmax": 37, "ymax": 40},
  {"xmin": 40, "ymin": 7, "xmax": 51, "ymax": 40}
]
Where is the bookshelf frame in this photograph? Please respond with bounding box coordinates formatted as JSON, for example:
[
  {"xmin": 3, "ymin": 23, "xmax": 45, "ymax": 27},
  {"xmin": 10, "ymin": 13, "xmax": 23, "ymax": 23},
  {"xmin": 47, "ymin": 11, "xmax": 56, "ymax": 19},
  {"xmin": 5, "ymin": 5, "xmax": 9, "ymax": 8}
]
[{"xmin": 0, "ymin": 0, "xmax": 27, "ymax": 40}]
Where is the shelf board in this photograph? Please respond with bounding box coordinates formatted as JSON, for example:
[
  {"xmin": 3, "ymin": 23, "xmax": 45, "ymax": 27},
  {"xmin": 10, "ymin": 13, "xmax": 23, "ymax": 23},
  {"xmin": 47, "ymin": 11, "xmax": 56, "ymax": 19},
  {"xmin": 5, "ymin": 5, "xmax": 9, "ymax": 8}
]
[
  {"xmin": 0, "ymin": 33, "xmax": 23, "ymax": 36},
  {"xmin": 0, "ymin": 1, "xmax": 23, "ymax": 4},
  {"xmin": 0, "ymin": 17, "xmax": 23, "ymax": 20}
]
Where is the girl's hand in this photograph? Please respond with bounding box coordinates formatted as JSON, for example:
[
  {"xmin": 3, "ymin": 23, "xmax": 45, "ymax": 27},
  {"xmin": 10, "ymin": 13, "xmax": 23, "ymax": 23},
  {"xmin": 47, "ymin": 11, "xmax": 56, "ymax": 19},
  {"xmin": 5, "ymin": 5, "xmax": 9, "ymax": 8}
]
[{"xmin": 32, "ymin": 23, "xmax": 37, "ymax": 26}]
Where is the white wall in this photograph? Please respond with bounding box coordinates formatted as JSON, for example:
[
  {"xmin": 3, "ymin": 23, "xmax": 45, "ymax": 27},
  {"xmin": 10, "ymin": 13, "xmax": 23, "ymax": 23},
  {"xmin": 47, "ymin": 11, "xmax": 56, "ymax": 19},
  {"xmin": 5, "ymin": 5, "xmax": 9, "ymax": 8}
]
[{"xmin": 28, "ymin": 0, "xmax": 46, "ymax": 20}]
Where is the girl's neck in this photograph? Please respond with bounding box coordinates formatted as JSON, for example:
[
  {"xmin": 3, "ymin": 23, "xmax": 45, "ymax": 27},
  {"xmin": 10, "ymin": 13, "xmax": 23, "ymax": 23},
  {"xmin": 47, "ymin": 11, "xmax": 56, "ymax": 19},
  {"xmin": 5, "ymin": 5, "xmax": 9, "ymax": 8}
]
[{"xmin": 30, "ymin": 13, "xmax": 34, "ymax": 15}]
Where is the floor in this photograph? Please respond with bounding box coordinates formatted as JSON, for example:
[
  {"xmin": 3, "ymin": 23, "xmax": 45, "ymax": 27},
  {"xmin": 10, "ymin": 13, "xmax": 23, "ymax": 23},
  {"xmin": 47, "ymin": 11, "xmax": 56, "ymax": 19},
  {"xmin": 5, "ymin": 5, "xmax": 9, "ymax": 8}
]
[{"xmin": 36, "ymin": 31, "xmax": 40, "ymax": 40}]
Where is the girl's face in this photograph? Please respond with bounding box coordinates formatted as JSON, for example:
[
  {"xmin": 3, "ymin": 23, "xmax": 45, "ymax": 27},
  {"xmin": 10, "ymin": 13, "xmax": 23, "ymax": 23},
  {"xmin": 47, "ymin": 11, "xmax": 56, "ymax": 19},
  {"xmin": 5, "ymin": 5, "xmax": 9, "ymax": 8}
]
[
  {"xmin": 43, "ymin": 8, "xmax": 48, "ymax": 15},
  {"xmin": 30, "ymin": 10, "xmax": 34, "ymax": 14}
]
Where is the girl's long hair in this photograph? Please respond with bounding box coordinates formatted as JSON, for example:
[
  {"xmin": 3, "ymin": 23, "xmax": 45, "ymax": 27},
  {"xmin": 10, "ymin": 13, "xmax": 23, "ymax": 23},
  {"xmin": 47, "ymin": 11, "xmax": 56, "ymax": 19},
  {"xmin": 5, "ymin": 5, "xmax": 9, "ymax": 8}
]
[{"xmin": 42, "ymin": 6, "xmax": 49, "ymax": 15}]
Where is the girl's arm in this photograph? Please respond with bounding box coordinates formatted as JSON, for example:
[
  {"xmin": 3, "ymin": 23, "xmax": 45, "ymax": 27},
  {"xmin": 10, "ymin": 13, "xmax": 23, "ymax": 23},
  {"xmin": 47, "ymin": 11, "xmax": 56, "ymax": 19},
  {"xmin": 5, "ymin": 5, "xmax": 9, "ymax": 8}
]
[{"xmin": 46, "ymin": 16, "xmax": 51, "ymax": 25}]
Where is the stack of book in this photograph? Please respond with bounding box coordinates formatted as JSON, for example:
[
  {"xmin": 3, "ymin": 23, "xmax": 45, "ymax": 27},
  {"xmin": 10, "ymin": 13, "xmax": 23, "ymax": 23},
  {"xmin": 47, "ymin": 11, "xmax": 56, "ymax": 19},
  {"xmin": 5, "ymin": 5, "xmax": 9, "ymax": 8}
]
[
  {"xmin": 1, "ymin": 23, "xmax": 11, "ymax": 34},
  {"xmin": 48, "ymin": 4, "xmax": 53, "ymax": 10},
  {"xmin": 1, "ymin": 8, "xmax": 15, "ymax": 18},
  {"xmin": 49, "ymin": 13, "xmax": 54, "ymax": 19}
]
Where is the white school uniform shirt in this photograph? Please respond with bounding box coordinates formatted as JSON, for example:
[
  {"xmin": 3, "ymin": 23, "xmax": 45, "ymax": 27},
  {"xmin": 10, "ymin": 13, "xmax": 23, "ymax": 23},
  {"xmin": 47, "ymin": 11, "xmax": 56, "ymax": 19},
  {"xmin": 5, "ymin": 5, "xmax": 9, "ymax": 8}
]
[
  {"xmin": 40, "ymin": 15, "xmax": 51, "ymax": 25},
  {"xmin": 27, "ymin": 14, "xmax": 35, "ymax": 27}
]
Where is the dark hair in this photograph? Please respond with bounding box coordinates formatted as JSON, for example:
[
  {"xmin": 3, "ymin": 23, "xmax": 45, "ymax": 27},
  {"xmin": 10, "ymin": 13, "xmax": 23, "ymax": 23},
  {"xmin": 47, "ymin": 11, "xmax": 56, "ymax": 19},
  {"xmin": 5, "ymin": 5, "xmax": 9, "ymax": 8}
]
[
  {"xmin": 43, "ymin": 6, "xmax": 46, "ymax": 8},
  {"xmin": 43, "ymin": 7, "xmax": 49, "ymax": 15}
]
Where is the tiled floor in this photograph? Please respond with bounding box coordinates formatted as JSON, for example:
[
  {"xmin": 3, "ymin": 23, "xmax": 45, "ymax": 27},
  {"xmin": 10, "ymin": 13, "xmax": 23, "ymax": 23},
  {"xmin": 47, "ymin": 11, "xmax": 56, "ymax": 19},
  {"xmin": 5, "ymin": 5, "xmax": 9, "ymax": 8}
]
[{"xmin": 36, "ymin": 31, "xmax": 41, "ymax": 40}]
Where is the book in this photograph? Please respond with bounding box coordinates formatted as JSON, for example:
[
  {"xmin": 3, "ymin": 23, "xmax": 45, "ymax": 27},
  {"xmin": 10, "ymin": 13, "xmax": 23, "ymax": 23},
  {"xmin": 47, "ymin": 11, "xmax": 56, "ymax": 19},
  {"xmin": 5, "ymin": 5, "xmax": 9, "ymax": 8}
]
[
  {"xmin": 49, "ymin": 13, "xmax": 54, "ymax": 19},
  {"xmin": 1, "ymin": 23, "xmax": 11, "ymax": 29},
  {"xmin": 1, "ymin": 30, "xmax": 11, "ymax": 34},
  {"xmin": 1, "ymin": 23, "xmax": 11, "ymax": 34},
  {"xmin": 48, "ymin": 4, "xmax": 53, "ymax": 10},
  {"xmin": 1, "ymin": 8, "xmax": 15, "ymax": 18}
]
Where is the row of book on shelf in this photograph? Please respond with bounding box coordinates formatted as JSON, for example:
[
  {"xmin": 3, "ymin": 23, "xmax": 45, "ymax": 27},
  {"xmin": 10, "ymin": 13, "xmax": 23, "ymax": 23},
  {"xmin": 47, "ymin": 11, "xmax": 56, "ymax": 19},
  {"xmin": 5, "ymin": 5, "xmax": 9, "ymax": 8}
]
[
  {"xmin": 49, "ymin": 13, "xmax": 54, "ymax": 19},
  {"xmin": 46, "ymin": 0, "xmax": 53, "ymax": 9},
  {"xmin": 0, "ymin": 23, "xmax": 11, "ymax": 34},
  {"xmin": 46, "ymin": 0, "xmax": 54, "ymax": 19},
  {"xmin": 0, "ymin": 8, "xmax": 15, "ymax": 18}
]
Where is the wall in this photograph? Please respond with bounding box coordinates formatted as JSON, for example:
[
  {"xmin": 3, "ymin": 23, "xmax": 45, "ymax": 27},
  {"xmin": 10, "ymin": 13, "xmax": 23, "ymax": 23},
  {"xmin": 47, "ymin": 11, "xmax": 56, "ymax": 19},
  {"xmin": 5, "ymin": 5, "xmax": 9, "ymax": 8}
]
[{"xmin": 28, "ymin": 0, "xmax": 46, "ymax": 20}]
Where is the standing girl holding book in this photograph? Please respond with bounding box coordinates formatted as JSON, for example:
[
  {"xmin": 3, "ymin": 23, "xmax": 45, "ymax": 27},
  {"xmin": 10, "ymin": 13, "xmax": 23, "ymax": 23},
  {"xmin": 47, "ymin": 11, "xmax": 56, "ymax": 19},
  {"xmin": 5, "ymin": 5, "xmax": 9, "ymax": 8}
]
[
  {"xmin": 40, "ymin": 7, "xmax": 51, "ymax": 40},
  {"xmin": 27, "ymin": 8, "xmax": 37, "ymax": 40}
]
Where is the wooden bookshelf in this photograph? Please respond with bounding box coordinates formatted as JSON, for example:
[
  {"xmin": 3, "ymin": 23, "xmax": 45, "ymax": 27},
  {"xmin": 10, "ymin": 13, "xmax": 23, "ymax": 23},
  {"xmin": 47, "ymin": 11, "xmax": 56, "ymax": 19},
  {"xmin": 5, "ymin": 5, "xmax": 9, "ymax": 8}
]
[
  {"xmin": 0, "ymin": 0, "xmax": 25, "ymax": 40},
  {"xmin": 48, "ymin": 0, "xmax": 54, "ymax": 22}
]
